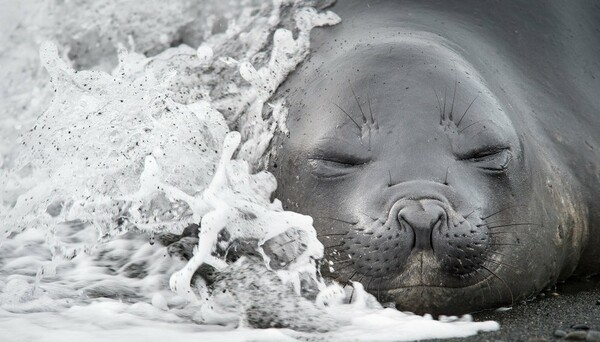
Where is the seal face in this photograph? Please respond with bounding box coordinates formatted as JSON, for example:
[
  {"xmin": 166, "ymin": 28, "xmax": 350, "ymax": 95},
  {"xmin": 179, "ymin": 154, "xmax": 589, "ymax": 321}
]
[{"xmin": 269, "ymin": 0, "xmax": 600, "ymax": 314}]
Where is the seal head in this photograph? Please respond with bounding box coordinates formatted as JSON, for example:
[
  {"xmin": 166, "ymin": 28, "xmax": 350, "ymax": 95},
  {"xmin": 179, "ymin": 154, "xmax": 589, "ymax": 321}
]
[{"xmin": 269, "ymin": 0, "xmax": 598, "ymax": 314}]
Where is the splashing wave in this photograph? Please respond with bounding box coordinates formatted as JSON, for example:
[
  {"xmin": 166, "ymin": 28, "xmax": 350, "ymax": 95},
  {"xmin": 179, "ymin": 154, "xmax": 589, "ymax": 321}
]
[{"xmin": 0, "ymin": 0, "xmax": 499, "ymax": 340}]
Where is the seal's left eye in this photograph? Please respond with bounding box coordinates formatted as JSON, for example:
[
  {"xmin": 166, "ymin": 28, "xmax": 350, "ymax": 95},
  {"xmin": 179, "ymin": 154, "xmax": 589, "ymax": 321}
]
[{"xmin": 464, "ymin": 148, "xmax": 512, "ymax": 172}]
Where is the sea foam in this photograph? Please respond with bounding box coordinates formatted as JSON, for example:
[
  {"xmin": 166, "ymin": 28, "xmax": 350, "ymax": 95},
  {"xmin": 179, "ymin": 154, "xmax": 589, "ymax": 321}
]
[{"xmin": 0, "ymin": 0, "xmax": 499, "ymax": 340}]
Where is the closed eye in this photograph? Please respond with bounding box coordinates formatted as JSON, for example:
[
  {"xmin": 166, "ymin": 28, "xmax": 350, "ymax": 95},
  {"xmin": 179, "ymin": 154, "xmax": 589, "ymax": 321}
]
[
  {"xmin": 461, "ymin": 148, "xmax": 512, "ymax": 172},
  {"xmin": 308, "ymin": 156, "xmax": 368, "ymax": 179}
]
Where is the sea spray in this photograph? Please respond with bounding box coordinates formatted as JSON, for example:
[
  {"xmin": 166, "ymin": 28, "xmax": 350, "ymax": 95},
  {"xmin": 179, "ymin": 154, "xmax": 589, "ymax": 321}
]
[
  {"xmin": 0, "ymin": 0, "xmax": 500, "ymax": 339},
  {"xmin": 2, "ymin": 0, "xmax": 343, "ymax": 329}
]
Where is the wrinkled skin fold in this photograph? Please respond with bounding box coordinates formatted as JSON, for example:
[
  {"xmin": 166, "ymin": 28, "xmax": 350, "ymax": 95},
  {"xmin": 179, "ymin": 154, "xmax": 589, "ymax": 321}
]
[{"xmin": 268, "ymin": 0, "xmax": 600, "ymax": 314}]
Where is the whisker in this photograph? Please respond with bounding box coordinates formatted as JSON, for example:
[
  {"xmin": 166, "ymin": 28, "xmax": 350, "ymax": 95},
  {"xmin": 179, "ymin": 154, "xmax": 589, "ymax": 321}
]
[
  {"xmin": 481, "ymin": 205, "xmax": 523, "ymax": 220},
  {"xmin": 482, "ymin": 219, "xmax": 536, "ymax": 226},
  {"xmin": 450, "ymin": 78, "xmax": 458, "ymax": 121},
  {"xmin": 354, "ymin": 275, "xmax": 366, "ymax": 295},
  {"xmin": 365, "ymin": 276, "xmax": 375, "ymax": 291},
  {"xmin": 475, "ymin": 268, "xmax": 499, "ymax": 303},
  {"xmin": 443, "ymin": 87, "xmax": 447, "ymax": 122},
  {"xmin": 327, "ymin": 255, "xmax": 354, "ymax": 264},
  {"xmin": 361, "ymin": 212, "xmax": 379, "ymax": 221},
  {"xmin": 316, "ymin": 216, "xmax": 358, "ymax": 225},
  {"xmin": 480, "ymin": 265, "xmax": 514, "ymax": 307},
  {"xmin": 478, "ymin": 274, "xmax": 489, "ymax": 306},
  {"xmin": 481, "ymin": 219, "xmax": 516, "ymax": 226},
  {"xmin": 458, "ymin": 121, "xmax": 480, "ymax": 133},
  {"xmin": 432, "ymin": 86, "xmax": 443, "ymax": 124},
  {"xmin": 349, "ymin": 276, "xmax": 366, "ymax": 304},
  {"xmin": 335, "ymin": 262, "xmax": 356, "ymax": 270},
  {"xmin": 443, "ymin": 166, "xmax": 450, "ymax": 185},
  {"xmin": 317, "ymin": 233, "xmax": 350, "ymax": 237},
  {"xmin": 332, "ymin": 258, "xmax": 354, "ymax": 263},
  {"xmin": 489, "ymin": 243, "xmax": 521, "ymax": 246},
  {"xmin": 480, "ymin": 223, "xmax": 540, "ymax": 229},
  {"xmin": 333, "ymin": 103, "xmax": 362, "ymax": 133},
  {"xmin": 458, "ymin": 119, "xmax": 493, "ymax": 134},
  {"xmin": 350, "ymin": 85, "xmax": 368, "ymax": 124},
  {"xmin": 457, "ymin": 95, "xmax": 478, "ymax": 127},
  {"xmin": 332, "ymin": 264, "xmax": 354, "ymax": 275},
  {"xmin": 463, "ymin": 209, "xmax": 476, "ymax": 219},
  {"xmin": 367, "ymin": 86, "xmax": 377, "ymax": 128},
  {"xmin": 484, "ymin": 258, "xmax": 520, "ymax": 272},
  {"xmin": 388, "ymin": 170, "xmax": 393, "ymax": 187}
]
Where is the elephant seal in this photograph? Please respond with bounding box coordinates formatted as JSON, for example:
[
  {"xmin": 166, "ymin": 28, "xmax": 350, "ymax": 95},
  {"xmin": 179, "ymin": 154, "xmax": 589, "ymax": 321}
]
[{"xmin": 268, "ymin": 0, "xmax": 600, "ymax": 314}]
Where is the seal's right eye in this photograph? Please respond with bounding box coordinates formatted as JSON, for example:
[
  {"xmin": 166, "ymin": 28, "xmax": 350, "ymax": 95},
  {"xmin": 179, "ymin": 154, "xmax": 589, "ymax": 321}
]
[{"xmin": 307, "ymin": 156, "xmax": 366, "ymax": 179}]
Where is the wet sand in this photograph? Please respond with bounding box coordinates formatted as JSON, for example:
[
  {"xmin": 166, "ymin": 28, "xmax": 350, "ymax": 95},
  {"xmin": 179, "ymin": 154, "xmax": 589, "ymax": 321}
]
[{"xmin": 442, "ymin": 276, "xmax": 600, "ymax": 341}]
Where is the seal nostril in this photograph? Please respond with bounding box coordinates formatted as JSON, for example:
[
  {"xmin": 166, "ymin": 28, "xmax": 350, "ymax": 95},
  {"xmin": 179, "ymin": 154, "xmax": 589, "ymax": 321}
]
[
  {"xmin": 398, "ymin": 202, "xmax": 447, "ymax": 251},
  {"xmin": 433, "ymin": 214, "xmax": 443, "ymax": 231}
]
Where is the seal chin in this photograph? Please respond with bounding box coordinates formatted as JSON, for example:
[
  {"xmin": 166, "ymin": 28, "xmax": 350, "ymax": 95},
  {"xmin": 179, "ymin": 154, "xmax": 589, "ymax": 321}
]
[
  {"xmin": 371, "ymin": 252, "xmax": 501, "ymax": 314},
  {"xmin": 381, "ymin": 280, "xmax": 495, "ymax": 315},
  {"xmin": 377, "ymin": 250, "xmax": 489, "ymax": 288}
]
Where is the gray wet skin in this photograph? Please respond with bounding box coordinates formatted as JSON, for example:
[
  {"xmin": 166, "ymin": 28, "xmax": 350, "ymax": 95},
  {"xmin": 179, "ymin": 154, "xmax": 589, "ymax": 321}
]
[{"xmin": 268, "ymin": 0, "xmax": 600, "ymax": 314}]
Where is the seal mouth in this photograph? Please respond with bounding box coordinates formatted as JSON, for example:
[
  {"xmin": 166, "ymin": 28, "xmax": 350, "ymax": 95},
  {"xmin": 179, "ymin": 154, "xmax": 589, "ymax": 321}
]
[
  {"xmin": 321, "ymin": 193, "xmax": 519, "ymax": 308},
  {"xmin": 379, "ymin": 268, "xmax": 497, "ymax": 292},
  {"xmin": 366, "ymin": 248, "xmax": 499, "ymax": 292},
  {"xmin": 333, "ymin": 199, "xmax": 491, "ymax": 275},
  {"xmin": 377, "ymin": 270, "xmax": 501, "ymax": 315},
  {"xmin": 358, "ymin": 248, "xmax": 507, "ymax": 314},
  {"xmin": 359, "ymin": 247, "xmax": 498, "ymax": 291}
]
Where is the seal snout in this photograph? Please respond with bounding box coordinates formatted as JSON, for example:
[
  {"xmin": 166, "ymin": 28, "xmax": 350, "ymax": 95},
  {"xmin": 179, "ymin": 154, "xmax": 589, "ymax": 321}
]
[
  {"xmin": 397, "ymin": 200, "xmax": 446, "ymax": 251},
  {"xmin": 389, "ymin": 195, "xmax": 490, "ymax": 280}
]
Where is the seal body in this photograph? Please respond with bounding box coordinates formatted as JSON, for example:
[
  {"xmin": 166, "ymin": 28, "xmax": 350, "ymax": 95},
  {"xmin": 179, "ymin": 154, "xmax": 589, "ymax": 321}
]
[{"xmin": 269, "ymin": 0, "xmax": 600, "ymax": 314}]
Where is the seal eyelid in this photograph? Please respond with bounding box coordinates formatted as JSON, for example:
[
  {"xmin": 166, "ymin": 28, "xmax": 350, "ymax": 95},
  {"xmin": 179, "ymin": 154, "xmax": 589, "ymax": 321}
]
[
  {"xmin": 463, "ymin": 148, "xmax": 512, "ymax": 172},
  {"xmin": 307, "ymin": 152, "xmax": 370, "ymax": 179},
  {"xmin": 455, "ymin": 146, "xmax": 508, "ymax": 161},
  {"xmin": 309, "ymin": 145, "xmax": 371, "ymax": 165},
  {"xmin": 466, "ymin": 147, "xmax": 510, "ymax": 160},
  {"xmin": 307, "ymin": 157, "xmax": 367, "ymax": 179},
  {"xmin": 308, "ymin": 155, "xmax": 369, "ymax": 167}
]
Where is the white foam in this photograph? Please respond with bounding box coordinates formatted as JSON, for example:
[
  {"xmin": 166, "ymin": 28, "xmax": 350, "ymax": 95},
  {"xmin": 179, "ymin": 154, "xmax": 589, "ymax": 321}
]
[{"xmin": 0, "ymin": 0, "xmax": 499, "ymax": 340}]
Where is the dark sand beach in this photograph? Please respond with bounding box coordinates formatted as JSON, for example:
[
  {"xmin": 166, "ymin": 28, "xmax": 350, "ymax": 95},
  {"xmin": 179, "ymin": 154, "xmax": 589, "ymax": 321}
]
[{"xmin": 440, "ymin": 276, "xmax": 600, "ymax": 341}]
